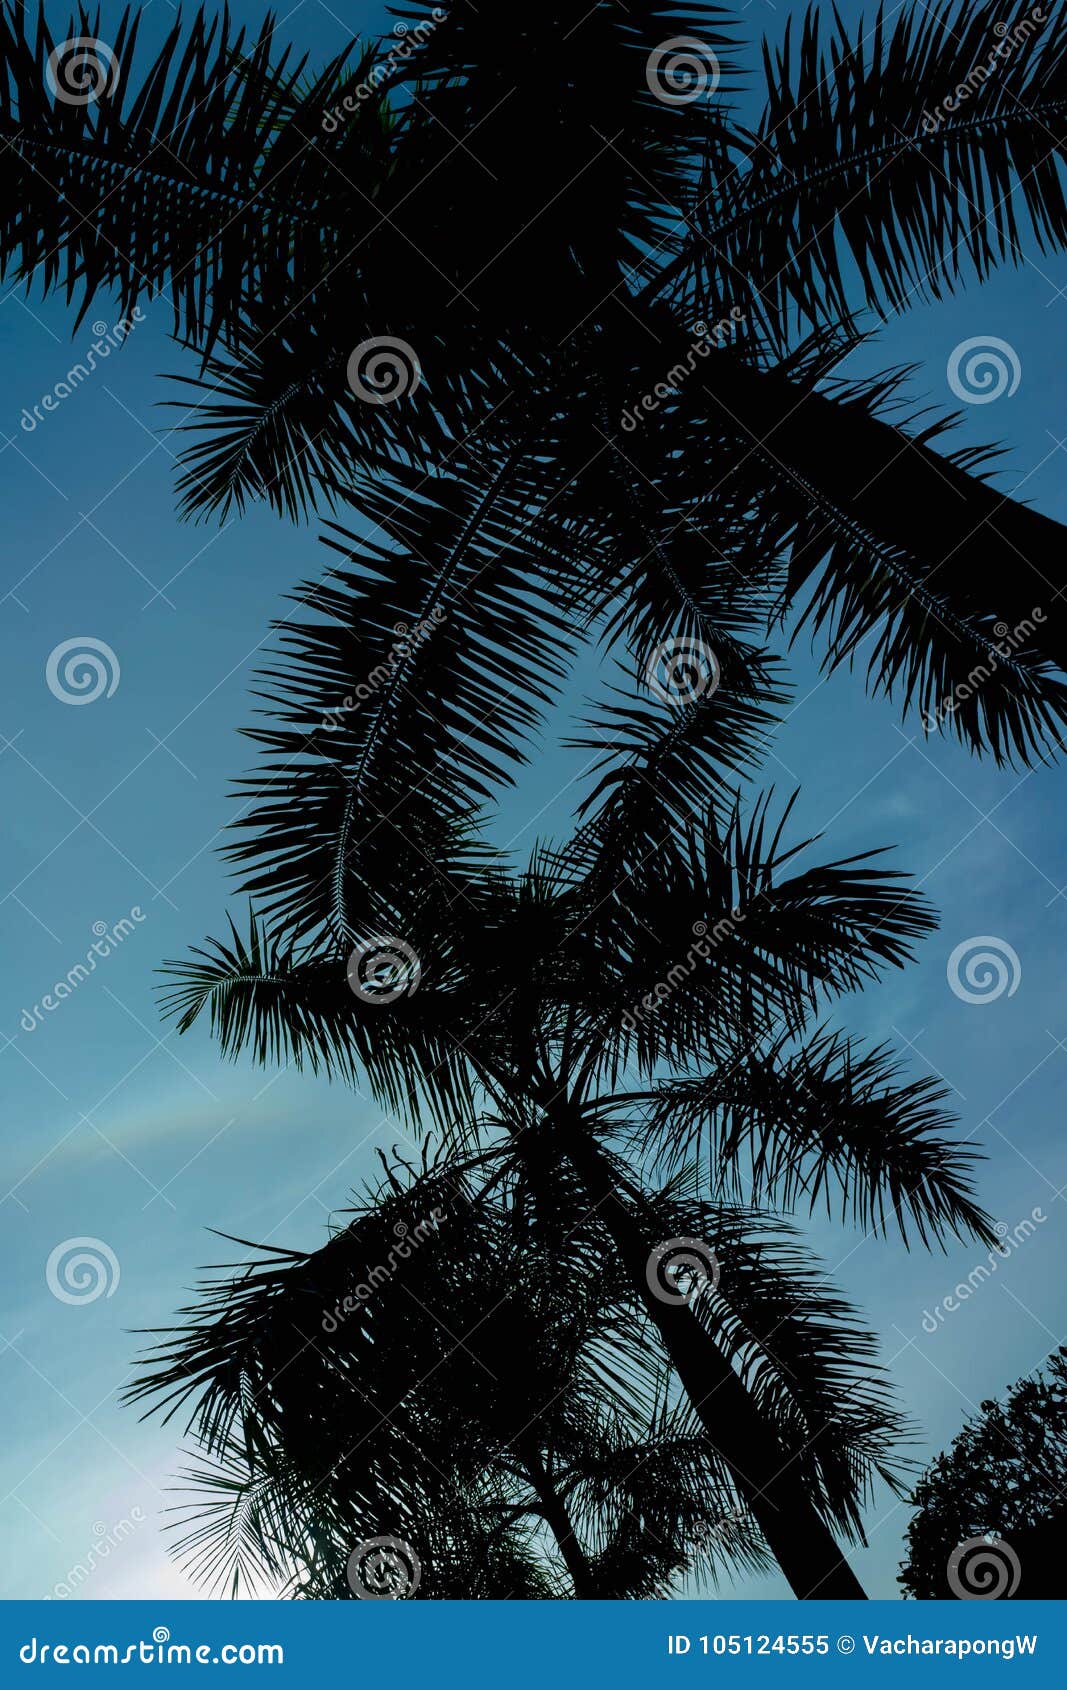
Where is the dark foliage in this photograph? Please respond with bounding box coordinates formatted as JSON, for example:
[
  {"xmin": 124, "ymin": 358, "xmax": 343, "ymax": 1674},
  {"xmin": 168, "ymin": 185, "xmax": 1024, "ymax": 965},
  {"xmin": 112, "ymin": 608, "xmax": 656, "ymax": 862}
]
[
  {"xmin": 4, "ymin": 3, "xmax": 1067, "ymax": 759},
  {"xmin": 899, "ymin": 1347, "xmax": 1067, "ymax": 1599},
  {"xmin": 128, "ymin": 1147, "xmax": 909, "ymax": 1597}
]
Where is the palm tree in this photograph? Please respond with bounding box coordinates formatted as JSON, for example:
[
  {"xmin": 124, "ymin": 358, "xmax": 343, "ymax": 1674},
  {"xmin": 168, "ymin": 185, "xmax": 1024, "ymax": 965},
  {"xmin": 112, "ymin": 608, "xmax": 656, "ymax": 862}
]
[
  {"xmin": 7, "ymin": 0, "xmax": 1050, "ymax": 1598},
  {"xmin": 4, "ymin": 0, "xmax": 1067, "ymax": 769},
  {"xmin": 127, "ymin": 1145, "xmax": 908, "ymax": 1600},
  {"xmin": 161, "ymin": 737, "xmax": 992, "ymax": 1597}
]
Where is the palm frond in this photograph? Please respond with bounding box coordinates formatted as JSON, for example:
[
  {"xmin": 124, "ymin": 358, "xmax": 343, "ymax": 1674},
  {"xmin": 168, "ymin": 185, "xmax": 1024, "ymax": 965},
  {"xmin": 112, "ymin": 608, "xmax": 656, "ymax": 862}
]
[
  {"xmin": 224, "ymin": 457, "xmax": 576, "ymax": 945},
  {"xmin": 0, "ymin": 5, "xmax": 380, "ymax": 348},
  {"xmin": 157, "ymin": 904, "xmax": 478, "ymax": 1129},
  {"xmin": 663, "ymin": 346, "xmax": 1067, "ymax": 763},
  {"xmin": 164, "ymin": 1439, "xmax": 310, "ymax": 1598},
  {"xmin": 630, "ymin": 1028, "xmax": 992, "ymax": 1247},
  {"xmin": 127, "ymin": 1153, "xmax": 779, "ymax": 1598},
  {"xmin": 668, "ymin": 1, "xmax": 1067, "ymax": 340},
  {"xmin": 550, "ymin": 791, "xmax": 940, "ymax": 1084}
]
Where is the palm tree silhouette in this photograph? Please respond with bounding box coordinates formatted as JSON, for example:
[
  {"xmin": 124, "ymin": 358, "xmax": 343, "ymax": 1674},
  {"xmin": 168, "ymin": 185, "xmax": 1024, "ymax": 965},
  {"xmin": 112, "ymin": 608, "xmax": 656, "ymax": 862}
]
[
  {"xmin": 128, "ymin": 1145, "xmax": 910, "ymax": 1598},
  {"xmin": 161, "ymin": 754, "xmax": 991, "ymax": 1596},
  {"xmin": 4, "ymin": 1, "xmax": 1067, "ymax": 762},
  {"xmin": 7, "ymin": 0, "xmax": 1058, "ymax": 1598}
]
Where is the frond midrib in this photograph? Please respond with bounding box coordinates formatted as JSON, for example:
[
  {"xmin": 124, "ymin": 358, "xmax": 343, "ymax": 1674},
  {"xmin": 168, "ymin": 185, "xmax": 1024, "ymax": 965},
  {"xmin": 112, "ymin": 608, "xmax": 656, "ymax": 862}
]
[
  {"xmin": 5, "ymin": 126, "xmax": 328, "ymax": 229},
  {"xmin": 644, "ymin": 98, "xmax": 1067, "ymax": 299}
]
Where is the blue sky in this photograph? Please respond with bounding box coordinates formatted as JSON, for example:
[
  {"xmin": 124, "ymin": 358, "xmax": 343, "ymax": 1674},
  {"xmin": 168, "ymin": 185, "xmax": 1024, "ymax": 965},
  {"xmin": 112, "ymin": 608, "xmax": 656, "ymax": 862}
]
[{"xmin": 1, "ymin": 0, "xmax": 1065, "ymax": 1603}]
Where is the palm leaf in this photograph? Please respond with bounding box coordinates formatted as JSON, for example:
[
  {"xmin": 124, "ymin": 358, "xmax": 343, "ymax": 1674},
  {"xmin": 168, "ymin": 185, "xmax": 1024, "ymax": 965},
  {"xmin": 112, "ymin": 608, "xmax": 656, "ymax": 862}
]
[
  {"xmin": 663, "ymin": 1, "xmax": 1067, "ymax": 339},
  {"xmin": 0, "ymin": 5, "xmax": 378, "ymax": 348},
  {"xmin": 629, "ymin": 1028, "xmax": 992, "ymax": 1247},
  {"xmin": 224, "ymin": 457, "xmax": 577, "ymax": 946}
]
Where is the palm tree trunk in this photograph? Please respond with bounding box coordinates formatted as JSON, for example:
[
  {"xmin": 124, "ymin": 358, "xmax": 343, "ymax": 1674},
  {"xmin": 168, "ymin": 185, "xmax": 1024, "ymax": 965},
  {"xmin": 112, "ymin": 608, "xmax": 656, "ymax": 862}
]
[
  {"xmin": 563, "ymin": 1133, "xmax": 867, "ymax": 1600},
  {"xmin": 518, "ymin": 1433, "xmax": 598, "ymax": 1599}
]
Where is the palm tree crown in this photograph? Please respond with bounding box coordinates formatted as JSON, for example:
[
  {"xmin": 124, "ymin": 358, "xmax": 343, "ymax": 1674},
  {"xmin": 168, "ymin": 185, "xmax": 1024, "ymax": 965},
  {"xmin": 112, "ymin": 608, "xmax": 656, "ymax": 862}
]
[{"xmin": 4, "ymin": 0, "xmax": 1067, "ymax": 765}]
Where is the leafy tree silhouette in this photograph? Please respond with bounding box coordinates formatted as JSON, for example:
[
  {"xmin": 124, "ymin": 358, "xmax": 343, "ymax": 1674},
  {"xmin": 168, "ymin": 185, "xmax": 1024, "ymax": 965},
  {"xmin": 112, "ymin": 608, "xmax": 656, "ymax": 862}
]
[{"xmin": 900, "ymin": 1348, "xmax": 1067, "ymax": 1599}]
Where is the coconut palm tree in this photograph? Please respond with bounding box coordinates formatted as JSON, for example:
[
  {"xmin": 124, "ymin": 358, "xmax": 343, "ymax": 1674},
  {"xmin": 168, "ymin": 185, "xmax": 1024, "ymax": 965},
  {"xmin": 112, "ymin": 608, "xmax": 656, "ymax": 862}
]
[
  {"xmin": 127, "ymin": 1144, "xmax": 909, "ymax": 1599},
  {"xmin": 4, "ymin": 0, "xmax": 1067, "ymax": 769}
]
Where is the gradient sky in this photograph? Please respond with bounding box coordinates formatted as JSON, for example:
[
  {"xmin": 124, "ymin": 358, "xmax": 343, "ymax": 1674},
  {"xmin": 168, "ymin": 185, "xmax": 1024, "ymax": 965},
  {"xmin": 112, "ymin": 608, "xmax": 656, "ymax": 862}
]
[{"xmin": 1, "ymin": 0, "xmax": 1066, "ymax": 1603}]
